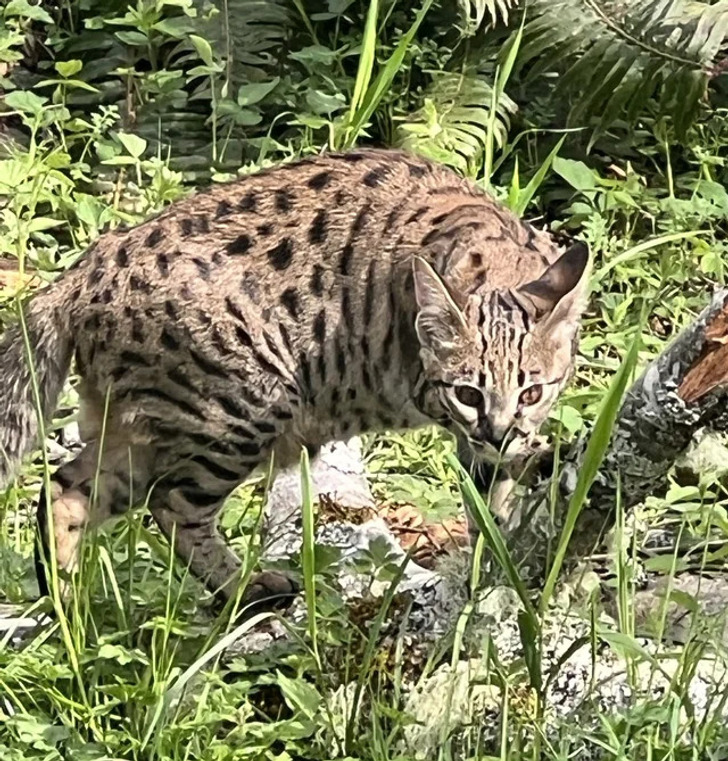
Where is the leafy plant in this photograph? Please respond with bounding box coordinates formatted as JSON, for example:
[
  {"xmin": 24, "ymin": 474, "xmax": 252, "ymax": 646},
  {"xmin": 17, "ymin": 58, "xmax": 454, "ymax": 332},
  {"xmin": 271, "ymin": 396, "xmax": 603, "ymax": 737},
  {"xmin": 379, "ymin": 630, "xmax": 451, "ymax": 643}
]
[
  {"xmin": 518, "ymin": 0, "xmax": 728, "ymax": 135},
  {"xmin": 396, "ymin": 66, "xmax": 517, "ymax": 175}
]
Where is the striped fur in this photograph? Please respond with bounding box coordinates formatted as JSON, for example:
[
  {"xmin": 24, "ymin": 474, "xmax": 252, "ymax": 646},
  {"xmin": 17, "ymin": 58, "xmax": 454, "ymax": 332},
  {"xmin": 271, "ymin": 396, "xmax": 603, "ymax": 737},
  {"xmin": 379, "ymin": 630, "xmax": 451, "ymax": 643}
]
[{"xmin": 0, "ymin": 148, "xmax": 588, "ymax": 607}]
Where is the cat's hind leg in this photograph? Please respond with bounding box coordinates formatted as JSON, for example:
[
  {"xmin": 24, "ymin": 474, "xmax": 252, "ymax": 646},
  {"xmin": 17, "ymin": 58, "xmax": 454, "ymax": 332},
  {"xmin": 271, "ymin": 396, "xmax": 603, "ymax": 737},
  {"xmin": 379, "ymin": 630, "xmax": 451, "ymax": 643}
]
[
  {"xmin": 148, "ymin": 469, "xmax": 298, "ymax": 618},
  {"xmin": 35, "ymin": 436, "xmax": 155, "ymax": 599}
]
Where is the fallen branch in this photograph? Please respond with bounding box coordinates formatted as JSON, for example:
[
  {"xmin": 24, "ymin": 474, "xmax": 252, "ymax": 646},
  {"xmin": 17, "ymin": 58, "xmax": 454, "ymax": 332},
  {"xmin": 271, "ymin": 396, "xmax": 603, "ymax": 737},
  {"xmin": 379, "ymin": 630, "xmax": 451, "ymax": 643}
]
[{"xmin": 567, "ymin": 288, "xmax": 728, "ymax": 542}]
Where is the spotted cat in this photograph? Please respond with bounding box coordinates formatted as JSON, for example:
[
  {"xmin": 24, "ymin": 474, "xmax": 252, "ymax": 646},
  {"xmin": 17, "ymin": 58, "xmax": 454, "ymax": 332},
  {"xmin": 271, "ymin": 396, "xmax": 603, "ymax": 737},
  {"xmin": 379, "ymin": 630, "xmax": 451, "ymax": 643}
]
[{"xmin": 0, "ymin": 149, "xmax": 588, "ymax": 613}]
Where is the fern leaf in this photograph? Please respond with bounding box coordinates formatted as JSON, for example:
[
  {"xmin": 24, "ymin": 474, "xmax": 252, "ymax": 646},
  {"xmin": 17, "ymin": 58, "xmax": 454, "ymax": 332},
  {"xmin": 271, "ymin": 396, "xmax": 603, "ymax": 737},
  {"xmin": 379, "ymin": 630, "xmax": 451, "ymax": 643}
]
[
  {"xmin": 457, "ymin": 0, "xmax": 521, "ymax": 34},
  {"xmin": 395, "ymin": 68, "xmax": 517, "ymax": 176},
  {"xmin": 518, "ymin": 0, "xmax": 728, "ymax": 134}
]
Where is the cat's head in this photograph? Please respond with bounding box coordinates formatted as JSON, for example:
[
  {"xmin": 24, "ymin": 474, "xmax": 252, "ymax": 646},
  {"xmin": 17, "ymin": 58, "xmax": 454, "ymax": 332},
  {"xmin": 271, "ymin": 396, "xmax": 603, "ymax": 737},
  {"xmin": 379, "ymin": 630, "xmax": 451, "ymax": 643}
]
[{"xmin": 413, "ymin": 241, "xmax": 589, "ymax": 464}]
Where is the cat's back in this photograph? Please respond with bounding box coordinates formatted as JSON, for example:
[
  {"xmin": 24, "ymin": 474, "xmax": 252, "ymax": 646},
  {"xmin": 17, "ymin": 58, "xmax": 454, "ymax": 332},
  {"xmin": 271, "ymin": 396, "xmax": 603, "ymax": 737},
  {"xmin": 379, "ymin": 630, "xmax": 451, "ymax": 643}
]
[{"xmin": 65, "ymin": 149, "xmax": 467, "ymax": 309}]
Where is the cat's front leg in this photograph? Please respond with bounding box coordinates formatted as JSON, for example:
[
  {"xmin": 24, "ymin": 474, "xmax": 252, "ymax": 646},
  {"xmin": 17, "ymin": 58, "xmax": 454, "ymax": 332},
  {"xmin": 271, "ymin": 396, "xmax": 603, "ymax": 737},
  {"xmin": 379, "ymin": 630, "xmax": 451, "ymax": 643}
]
[{"xmin": 456, "ymin": 434, "xmax": 551, "ymax": 542}]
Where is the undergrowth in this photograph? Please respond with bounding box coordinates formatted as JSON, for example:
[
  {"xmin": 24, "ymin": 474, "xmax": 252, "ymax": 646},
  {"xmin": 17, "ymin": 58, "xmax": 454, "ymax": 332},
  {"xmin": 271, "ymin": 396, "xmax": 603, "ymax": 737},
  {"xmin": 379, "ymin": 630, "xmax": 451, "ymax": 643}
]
[{"xmin": 2, "ymin": 1, "xmax": 728, "ymax": 759}]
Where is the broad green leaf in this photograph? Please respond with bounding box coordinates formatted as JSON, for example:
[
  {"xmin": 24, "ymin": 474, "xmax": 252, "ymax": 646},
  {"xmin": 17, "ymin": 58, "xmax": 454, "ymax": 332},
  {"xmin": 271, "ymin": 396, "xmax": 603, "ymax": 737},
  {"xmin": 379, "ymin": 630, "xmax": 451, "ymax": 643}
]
[
  {"xmin": 55, "ymin": 59, "xmax": 83, "ymax": 78},
  {"xmin": 276, "ymin": 671, "xmax": 322, "ymax": 720},
  {"xmin": 307, "ymin": 88, "xmax": 346, "ymax": 115},
  {"xmin": 189, "ymin": 34, "xmax": 214, "ymax": 67},
  {"xmin": 28, "ymin": 217, "xmax": 63, "ymax": 233},
  {"xmin": 5, "ymin": 90, "xmax": 47, "ymax": 115},
  {"xmin": 118, "ymin": 132, "xmax": 147, "ymax": 159},
  {"xmin": 115, "ymin": 30, "xmax": 149, "ymax": 46},
  {"xmin": 5, "ymin": 0, "xmax": 53, "ymax": 23},
  {"xmin": 289, "ymin": 44, "xmax": 339, "ymax": 66},
  {"xmin": 551, "ymin": 404, "xmax": 583, "ymax": 435},
  {"xmin": 237, "ymin": 77, "xmax": 280, "ymax": 107},
  {"xmin": 552, "ymin": 157, "xmax": 597, "ymax": 192}
]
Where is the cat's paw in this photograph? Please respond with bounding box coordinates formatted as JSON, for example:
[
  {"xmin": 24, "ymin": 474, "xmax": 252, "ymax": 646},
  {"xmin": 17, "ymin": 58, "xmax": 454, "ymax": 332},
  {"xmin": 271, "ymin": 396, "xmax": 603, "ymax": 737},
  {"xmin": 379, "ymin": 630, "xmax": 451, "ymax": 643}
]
[{"xmin": 240, "ymin": 571, "xmax": 300, "ymax": 616}]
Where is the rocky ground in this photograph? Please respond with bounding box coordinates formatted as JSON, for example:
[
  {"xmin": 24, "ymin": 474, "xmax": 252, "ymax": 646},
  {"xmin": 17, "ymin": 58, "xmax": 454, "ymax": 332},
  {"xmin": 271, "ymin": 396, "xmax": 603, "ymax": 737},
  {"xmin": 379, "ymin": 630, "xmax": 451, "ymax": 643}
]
[{"xmin": 3, "ymin": 432, "xmax": 728, "ymax": 758}]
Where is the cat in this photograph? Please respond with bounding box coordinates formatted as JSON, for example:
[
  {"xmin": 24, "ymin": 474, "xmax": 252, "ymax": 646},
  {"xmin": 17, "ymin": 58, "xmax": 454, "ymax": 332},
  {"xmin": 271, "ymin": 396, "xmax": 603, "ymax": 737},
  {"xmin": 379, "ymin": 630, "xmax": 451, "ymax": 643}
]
[{"xmin": 0, "ymin": 148, "xmax": 588, "ymax": 615}]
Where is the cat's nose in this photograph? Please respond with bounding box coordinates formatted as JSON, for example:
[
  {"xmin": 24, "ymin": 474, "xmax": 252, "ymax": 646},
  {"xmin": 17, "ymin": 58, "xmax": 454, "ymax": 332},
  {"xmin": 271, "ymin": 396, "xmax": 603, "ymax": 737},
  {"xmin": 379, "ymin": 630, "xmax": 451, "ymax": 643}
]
[
  {"xmin": 482, "ymin": 420, "xmax": 515, "ymax": 452},
  {"xmin": 478, "ymin": 419, "xmax": 511, "ymax": 451}
]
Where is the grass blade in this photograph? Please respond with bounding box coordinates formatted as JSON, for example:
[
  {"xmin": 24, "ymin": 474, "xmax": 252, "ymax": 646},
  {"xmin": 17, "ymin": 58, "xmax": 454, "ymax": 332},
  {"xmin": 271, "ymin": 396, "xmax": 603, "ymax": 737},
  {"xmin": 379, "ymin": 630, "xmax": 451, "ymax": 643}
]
[
  {"xmin": 300, "ymin": 446, "xmax": 320, "ymax": 664},
  {"xmin": 483, "ymin": 10, "xmax": 525, "ymax": 184},
  {"xmin": 540, "ymin": 328, "xmax": 642, "ymax": 614},
  {"xmin": 512, "ymin": 134, "xmax": 566, "ymax": 216},
  {"xmin": 343, "ymin": 0, "xmax": 435, "ymax": 146},
  {"xmin": 447, "ymin": 454, "xmax": 535, "ymax": 620},
  {"xmin": 347, "ymin": 0, "xmax": 380, "ymax": 126}
]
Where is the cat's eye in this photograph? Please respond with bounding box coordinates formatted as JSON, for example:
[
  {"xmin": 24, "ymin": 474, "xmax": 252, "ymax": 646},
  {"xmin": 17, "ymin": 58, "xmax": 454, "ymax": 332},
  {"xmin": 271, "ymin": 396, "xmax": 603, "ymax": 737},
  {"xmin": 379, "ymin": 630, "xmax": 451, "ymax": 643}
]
[
  {"xmin": 455, "ymin": 385, "xmax": 482, "ymax": 407},
  {"xmin": 519, "ymin": 385, "xmax": 543, "ymax": 407}
]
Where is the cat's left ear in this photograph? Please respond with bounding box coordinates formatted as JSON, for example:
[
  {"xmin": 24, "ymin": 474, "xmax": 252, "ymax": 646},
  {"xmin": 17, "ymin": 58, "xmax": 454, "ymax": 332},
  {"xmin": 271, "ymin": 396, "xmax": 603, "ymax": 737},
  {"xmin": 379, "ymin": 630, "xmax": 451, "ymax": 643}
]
[
  {"xmin": 513, "ymin": 241, "xmax": 590, "ymax": 325},
  {"xmin": 413, "ymin": 257, "xmax": 467, "ymax": 355}
]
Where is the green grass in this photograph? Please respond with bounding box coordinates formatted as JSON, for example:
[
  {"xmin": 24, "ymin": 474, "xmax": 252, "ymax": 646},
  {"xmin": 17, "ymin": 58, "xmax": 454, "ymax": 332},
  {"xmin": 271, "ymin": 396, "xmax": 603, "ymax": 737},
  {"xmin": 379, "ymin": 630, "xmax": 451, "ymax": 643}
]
[{"xmin": 3, "ymin": 0, "xmax": 728, "ymax": 758}]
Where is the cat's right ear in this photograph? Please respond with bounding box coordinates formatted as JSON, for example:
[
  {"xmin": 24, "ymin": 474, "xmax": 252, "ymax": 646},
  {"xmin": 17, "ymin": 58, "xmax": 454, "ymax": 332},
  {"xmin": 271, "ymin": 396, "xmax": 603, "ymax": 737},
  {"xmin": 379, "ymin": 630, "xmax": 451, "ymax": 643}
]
[
  {"xmin": 413, "ymin": 257, "xmax": 467, "ymax": 355},
  {"xmin": 513, "ymin": 242, "xmax": 589, "ymax": 322}
]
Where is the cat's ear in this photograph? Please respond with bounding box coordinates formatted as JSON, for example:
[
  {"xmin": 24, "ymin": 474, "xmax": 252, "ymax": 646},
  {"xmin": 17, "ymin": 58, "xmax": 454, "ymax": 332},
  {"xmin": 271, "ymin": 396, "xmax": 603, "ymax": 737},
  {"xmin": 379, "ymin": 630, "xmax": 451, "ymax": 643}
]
[
  {"xmin": 413, "ymin": 257, "xmax": 467, "ymax": 354},
  {"xmin": 513, "ymin": 241, "xmax": 589, "ymax": 324}
]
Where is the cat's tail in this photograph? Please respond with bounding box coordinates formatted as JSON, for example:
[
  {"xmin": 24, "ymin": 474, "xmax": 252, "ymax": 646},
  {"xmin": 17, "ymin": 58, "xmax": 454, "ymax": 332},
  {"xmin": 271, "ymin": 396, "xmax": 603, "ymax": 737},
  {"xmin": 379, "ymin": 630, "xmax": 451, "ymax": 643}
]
[{"xmin": 0, "ymin": 285, "xmax": 75, "ymax": 487}]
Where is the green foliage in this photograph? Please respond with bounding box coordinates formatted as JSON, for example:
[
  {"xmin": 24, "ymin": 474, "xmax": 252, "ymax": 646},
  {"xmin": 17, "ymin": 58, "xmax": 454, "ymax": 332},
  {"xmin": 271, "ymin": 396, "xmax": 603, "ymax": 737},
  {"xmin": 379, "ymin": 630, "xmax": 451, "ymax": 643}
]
[
  {"xmin": 519, "ymin": 0, "xmax": 728, "ymax": 135},
  {"xmin": 396, "ymin": 66, "xmax": 518, "ymax": 176},
  {"xmin": 2, "ymin": 0, "xmax": 728, "ymax": 760}
]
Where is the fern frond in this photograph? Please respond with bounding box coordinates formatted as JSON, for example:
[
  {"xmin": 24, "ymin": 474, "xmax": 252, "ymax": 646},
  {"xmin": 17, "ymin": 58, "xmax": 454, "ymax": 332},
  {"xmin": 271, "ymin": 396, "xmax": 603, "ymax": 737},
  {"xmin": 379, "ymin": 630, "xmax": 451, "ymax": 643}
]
[
  {"xmin": 519, "ymin": 0, "xmax": 728, "ymax": 134},
  {"xmin": 204, "ymin": 0, "xmax": 292, "ymax": 76},
  {"xmin": 457, "ymin": 0, "xmax": 521, "ymax": 34},
  {"xmin": 395, "ymin": 68, "xmax": 517, "ymax": 176}
]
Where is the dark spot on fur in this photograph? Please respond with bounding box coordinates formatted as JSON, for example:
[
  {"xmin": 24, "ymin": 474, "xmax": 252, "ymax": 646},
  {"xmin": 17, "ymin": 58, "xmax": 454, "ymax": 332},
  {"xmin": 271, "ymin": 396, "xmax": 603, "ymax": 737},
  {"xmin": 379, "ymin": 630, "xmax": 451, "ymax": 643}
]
[
  {"xmin": 308, "ymin": 171, "xmax": 332, "ymax": 190},
  {"xmin": 192, "ymin": 257, "xmax": 210, "ymax": 279},
  {"xmin": 257, "ymin": 222, "xmax": 274, "ymax": 236},
  {"xmin": 363, "ymin": 166, "xmax": 387, "ymax": 187},
  {"xmin": 161, "ymin": 328, "xmax": 179, "ymax": 350},
  {"xmin": 352, "ymin": 204, "xmax": 370, "ymax": 235},
  {"xmin": 131, "ymin": 316, "xmax": 144, "ymax": 343},
  {"xmin": 234, "ymin": 325, "xmax": 253, "ymax": 348},
  {"xmin": 167, "ymin": 368, "xmax": 196, "ymax": 393},
  {"xmin": 156, "ymin": 252, "xmax": 169, "ymax": 276},
  {"xmin": 146, "ymin": 227, "xmax": 163, "ymax": 247},
  {"xmin": 130, "ymin": 274, "xmax": 151, "ymax": 293},
  {"xmin": 406, "ymin": 207, "xmax": 429, "ymax": 224},
  {"xmin": 164, "ymin": 301, "xmax": 177, "ymax": 320},
  {"xmin": 223, "ymin": 298, "xmax": 245, "ymax": 327},
  {"xmin": 280, "ymin": 288, "xmax": 300, "ymax": 319},
  {"xmin": 120, "ymin": 351, "xmax": 150, "ymax": 367},
  {"xmin": 267, "ymin": 239, "xmax": 294, "ymax": 270},
  {"xmin": 309, "ymin": 210, "xmax": 328, "ymax": 244},
  {"xmin": 216, "ymin": 200, "xmax": 233, "ymax": 218},
  {"xmin": 310, "ymin": 264, "xmax": 324, "ymax": 296},
  {"xmin": 179, "ymin": 218, "xmax": 194, "ymax": 236},
  {"xmin": 408, "ymin": 164, "xmax": 427, "ymax": 178},
  {"xmin": 275, "ymin": 189, "xmax": 293, "ymax": 212},
  {"xmin": 313, "ymin": 309, "xmax": 326, "ymax": 344},
  {"xmin": 88, "ymin": 267, "xmax": 104, "ymax": 286},
  {"xmin": 339, "ymin": 244, "xmax": 353, "ymax": 276},
  {"xmin": 115, "ymin": 246, "xmax": 129, "ymax": 268},
  {"xmin": 226, "ymin": 234, "xmax": 252, "ymax": 255},
  {"xmin": 239, "ymin": 192, "xmax": 257, "ymax": 212}
]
